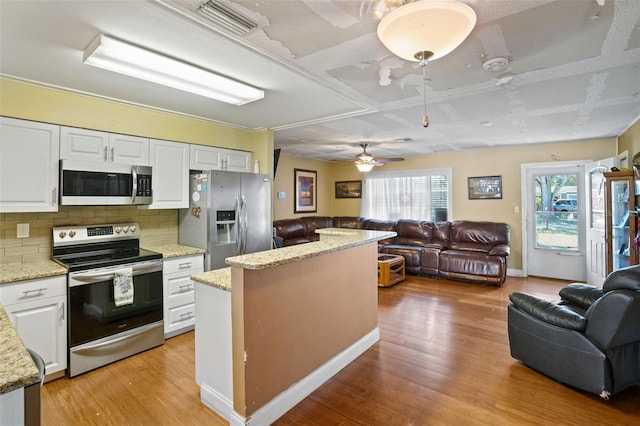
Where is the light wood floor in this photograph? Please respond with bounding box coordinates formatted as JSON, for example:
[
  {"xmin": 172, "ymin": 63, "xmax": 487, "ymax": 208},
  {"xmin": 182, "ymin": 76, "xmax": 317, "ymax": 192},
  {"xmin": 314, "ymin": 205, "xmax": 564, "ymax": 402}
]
[{"xmin": 42, "ymin": 275, "xmax": 640, "ymax": 425}]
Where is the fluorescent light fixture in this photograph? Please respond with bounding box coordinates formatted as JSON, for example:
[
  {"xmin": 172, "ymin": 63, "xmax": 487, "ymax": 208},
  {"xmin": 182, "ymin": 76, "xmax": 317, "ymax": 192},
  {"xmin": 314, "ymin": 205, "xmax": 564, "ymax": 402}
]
[{"xmin": 83, "ymin": 34, "xmax": 264, "ymax": 105}]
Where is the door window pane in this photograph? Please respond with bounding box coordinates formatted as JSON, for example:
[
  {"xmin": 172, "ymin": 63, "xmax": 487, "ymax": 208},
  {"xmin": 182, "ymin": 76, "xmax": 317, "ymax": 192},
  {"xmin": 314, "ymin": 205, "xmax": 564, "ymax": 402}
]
[{"xmin": 535, "ymin": 174, "xmax": 579, "ymax": 250}]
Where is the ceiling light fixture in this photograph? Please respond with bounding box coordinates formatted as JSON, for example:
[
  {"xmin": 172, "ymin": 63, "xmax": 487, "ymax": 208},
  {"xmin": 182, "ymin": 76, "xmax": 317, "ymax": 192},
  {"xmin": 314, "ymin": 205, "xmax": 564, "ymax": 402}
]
[
  {"xmin": 83, "ymin": 34, "xmax": 264, "ymax": 106},
  {"xmin": 376, "ymin": 0, "xmax": 477, "ymax": 63},
  {"xmin": 356, "ymin": 161, "xmax": 375, "ymax": 172},
  {"xmin": 377, "ymin": 0, "xmax": 476, "ymax": 127}
]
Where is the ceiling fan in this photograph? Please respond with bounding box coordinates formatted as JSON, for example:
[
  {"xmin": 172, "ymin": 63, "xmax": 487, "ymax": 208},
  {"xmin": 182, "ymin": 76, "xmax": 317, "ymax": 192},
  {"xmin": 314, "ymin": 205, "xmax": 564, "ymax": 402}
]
[{"xmin": 355, "ymin": 143, "xmax": 404, "ymax": 172}]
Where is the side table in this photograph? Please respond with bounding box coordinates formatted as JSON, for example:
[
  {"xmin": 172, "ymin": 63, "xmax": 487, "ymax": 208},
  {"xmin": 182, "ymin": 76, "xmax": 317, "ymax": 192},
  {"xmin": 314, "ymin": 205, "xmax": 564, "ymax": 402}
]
[{"xmin": 377, "ymin": 254, "xmax": 405, "ymax": 287}]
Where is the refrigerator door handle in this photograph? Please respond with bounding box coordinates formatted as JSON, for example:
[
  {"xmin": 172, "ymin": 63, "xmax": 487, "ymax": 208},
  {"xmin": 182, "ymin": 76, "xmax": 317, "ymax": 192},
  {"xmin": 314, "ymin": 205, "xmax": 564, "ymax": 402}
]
[
  {"xmin": 241, "ymin": 195, "xmax": 248, "ymax": 254},
  {"xmin": 236, "ymin": 195, "xmax": 242, "ymax": 255}
]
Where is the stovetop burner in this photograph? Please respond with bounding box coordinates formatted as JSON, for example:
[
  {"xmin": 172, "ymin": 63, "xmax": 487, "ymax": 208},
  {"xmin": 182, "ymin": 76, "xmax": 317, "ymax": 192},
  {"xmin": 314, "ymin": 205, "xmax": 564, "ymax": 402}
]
[{"xmin": 52, "ymin": 223, "xmax": 162, "ymax": 272}]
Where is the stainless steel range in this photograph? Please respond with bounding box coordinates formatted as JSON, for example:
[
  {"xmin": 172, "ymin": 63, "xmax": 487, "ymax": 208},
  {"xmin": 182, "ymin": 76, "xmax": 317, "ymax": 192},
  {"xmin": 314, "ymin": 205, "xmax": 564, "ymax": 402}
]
[{"xmin": 52, "ymin": 223, "xmax": 164, "ymax": 377}]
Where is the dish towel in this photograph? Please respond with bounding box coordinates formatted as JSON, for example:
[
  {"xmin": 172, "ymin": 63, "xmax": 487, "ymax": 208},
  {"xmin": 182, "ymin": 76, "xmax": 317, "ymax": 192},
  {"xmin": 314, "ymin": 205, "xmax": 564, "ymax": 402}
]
[{"xmin": 114, "ymin": 267, "xmax": 134, "ymax": 306}]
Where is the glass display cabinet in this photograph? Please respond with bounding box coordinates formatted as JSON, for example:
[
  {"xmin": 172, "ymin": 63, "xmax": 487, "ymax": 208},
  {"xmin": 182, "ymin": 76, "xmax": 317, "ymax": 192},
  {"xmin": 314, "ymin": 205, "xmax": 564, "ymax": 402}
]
[{"xmin": 604, "ymin": 170, "xmax": 637, "ymax": 274}]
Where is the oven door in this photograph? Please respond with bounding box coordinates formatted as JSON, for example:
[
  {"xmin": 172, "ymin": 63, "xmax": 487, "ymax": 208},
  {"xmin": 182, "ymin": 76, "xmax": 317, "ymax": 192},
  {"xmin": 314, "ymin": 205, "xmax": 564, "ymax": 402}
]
[{"xmin": 68, "ymin": 259, "xmax": 163, "ymax": 347}]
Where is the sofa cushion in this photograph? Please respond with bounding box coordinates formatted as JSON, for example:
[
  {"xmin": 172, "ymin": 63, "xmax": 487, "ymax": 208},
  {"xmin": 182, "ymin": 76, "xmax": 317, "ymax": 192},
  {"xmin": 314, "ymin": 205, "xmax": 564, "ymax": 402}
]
[
  {"xmin": 449, "ymin": 220, "xmax": 509, "ymax": 252},
  {"xmin": 274, "ymin": 219, "xmax": 307, "ymax": 240},
  {"xmin": 302, "ymin": 216, "xmax": 334, "ymax": 234},
  {"xmin": 394, "ymin": 219, "xmax": 433, "ymax": 247},
  {"xmin": 332, "ymin": 216, "xmax": 364, "ymax": 229}
]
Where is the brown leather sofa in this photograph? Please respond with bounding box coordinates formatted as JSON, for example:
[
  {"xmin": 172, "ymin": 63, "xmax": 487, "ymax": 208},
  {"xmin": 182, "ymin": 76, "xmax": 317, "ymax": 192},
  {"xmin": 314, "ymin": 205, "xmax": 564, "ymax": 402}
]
[{"xmin": 273, "ymin": 216, "xmax": 510, "ymax": 285}]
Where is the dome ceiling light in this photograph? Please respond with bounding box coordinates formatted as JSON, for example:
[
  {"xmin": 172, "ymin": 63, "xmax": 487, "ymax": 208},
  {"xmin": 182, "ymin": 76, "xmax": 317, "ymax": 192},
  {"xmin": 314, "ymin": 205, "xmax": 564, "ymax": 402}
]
[
  {"xmin": 376, "ymin": 0, "xmax": 477, "ymax": 63},
  {"xmin": 376, "ymin": 0, "xmax": 477, "ymax": 127}
]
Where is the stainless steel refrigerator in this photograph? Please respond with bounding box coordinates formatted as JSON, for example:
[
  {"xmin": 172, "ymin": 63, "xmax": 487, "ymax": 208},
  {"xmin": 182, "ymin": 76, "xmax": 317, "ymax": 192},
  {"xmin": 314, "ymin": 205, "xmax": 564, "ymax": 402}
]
[{"xmin": 179, "ymin": 170, "xmax": 272, "ymax": 271}]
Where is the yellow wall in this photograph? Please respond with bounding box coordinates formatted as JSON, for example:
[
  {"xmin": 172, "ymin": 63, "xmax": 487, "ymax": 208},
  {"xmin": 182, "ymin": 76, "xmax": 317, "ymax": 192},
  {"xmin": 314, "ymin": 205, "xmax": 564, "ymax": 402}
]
[
  {"xmin": 272, "ymin": 155, "xmax": 335, "ymax": 220},
  {"xmin": 274, "ymin": 139, "xmax": 618, "ymax": 271},
  {"xmin": 619, "ymin": 118, "xmax": 640, "ymax": 166},
  {"xmin": 0, "ymin": 77, "xmax": 269, "ymax": 153}
]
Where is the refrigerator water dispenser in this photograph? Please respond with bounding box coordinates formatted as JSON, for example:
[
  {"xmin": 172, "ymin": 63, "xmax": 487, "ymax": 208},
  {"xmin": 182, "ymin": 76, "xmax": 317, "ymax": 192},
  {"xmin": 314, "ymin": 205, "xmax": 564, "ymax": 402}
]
[{"xmin": 216, "ymin": 210, "xmax": 236, "ymax": 244}]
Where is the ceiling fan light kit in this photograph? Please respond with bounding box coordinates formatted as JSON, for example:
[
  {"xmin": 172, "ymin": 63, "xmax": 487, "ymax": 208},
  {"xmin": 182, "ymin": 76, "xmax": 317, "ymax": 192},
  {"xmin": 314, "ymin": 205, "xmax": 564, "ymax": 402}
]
[
  {"xmin": 83, "ymin": 34, "xmax": 264, "ymax": 106},
  {"xmin": 376, "ymin": 0, "xmax": 476, "ymax": 128},
  {"xmin": 376, "ymin": 0, "xmax": 477, "ymax": 62}
]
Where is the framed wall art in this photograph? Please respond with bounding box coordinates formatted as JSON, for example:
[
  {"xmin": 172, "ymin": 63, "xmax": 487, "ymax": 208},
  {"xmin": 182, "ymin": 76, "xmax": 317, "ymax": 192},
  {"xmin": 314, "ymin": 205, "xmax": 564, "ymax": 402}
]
[
  {"xmin": 294, "ymin": 168, "xmax": 317, "ymax": 213},
  {"xmin": 468, "ymin": 175, "xmax": 502, "ymax": 200},
  {"xmin": 335, "ymin": 180, "xmax": 362, "ymax": 199}
]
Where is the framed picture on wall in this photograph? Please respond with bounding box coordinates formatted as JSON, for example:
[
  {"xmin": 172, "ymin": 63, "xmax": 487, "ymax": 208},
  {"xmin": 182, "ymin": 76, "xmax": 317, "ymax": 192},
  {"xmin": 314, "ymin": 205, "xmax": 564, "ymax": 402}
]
[
  {"xmin": 335, "ymin": 180, "xmax": 362, "ymax": 198},
  {"xmin": 294, "ymin": 168, "xmax": 317, "ymax": 213},
  {"xmin": 468, "ymin": 175, "xmax": 502, "ymax": 199}
]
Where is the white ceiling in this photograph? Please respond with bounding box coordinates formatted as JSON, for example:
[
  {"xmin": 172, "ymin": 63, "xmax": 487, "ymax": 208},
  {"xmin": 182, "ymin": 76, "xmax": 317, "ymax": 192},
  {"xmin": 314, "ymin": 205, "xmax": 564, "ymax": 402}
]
[{"xmin": 1, "ymin": 0, "xmax": 639, "ymax": 162}]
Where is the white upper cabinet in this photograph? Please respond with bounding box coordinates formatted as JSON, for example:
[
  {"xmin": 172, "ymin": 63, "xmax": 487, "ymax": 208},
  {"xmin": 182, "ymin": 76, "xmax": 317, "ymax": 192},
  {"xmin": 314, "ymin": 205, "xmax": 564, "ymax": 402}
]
[
  {"xmin": 60, "ymin": 126, "xmax": 149, "ymax": 165},
  {"xmin": 0, "ymin": 117, "xmax": 60, "ymax": 212},
  {"xmin": 109, "ymin": 133, "xmax": 150, "ymax": 165},
  {"xmin": 222, "ymin": 148, "xmax": 251, "ymax": 173},
  {"xmin": 189, "ymin": 144, "xmax": 251, "ymax": 172},
  {"xmin": 190, "ymin": 144, "xmax": 222, "ymax": 171},
  {"xmin": 146, "ymin": 139, "xmax": 189, "ymax": 209}
]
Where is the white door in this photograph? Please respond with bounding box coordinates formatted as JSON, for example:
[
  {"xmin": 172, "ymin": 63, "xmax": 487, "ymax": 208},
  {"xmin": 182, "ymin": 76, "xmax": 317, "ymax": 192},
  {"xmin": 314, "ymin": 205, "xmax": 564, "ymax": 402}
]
[
  {"xmin": 147, "ymin": 139, "xmax": 189, "ymax": 209},
  {"xmin": 523, "ymin": 162, "xmax": 587, "ymax": 281},
  {"xmin": 585, "ymin": 158, "xmax": 614, "ymax": 286}
]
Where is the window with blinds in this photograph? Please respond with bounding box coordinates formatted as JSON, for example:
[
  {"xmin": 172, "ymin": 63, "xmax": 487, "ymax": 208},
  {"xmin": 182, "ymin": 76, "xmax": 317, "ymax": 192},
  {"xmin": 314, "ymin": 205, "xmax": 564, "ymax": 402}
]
[{"xmin": 360, "ymin": 168, "xmax": 452, "ymax": 221}]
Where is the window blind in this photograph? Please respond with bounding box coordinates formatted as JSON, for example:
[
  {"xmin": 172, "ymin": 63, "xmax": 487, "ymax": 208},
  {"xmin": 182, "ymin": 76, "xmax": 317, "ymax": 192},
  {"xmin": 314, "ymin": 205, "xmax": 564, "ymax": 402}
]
[{"xmin": 360, "ymin": 168, "xmax": 451, "ymax": 221}]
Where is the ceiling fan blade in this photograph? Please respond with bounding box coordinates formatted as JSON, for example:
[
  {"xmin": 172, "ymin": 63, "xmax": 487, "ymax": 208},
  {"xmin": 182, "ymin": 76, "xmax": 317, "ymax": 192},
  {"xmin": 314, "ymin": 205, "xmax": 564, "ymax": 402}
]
[{"xmin": 374, "ymin": 157, "xmax": 404, "ymax": 163}]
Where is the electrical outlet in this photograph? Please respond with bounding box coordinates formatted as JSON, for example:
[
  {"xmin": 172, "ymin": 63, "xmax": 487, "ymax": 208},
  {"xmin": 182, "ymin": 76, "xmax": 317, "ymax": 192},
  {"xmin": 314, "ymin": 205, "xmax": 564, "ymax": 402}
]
[
  {"xmin": 514, "ymin": 206, "xmax": 520, "ymax": 213},
  {"xmin": 17, "ymin": 223, "xmax": 30, "ymax": 238}
]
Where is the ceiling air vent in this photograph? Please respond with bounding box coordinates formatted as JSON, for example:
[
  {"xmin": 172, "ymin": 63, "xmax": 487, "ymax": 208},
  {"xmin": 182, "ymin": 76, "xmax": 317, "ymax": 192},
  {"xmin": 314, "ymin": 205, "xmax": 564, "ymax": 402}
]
[{"xmin": 198, "ymin": 0, "xmax": 258, "ymax": 35}]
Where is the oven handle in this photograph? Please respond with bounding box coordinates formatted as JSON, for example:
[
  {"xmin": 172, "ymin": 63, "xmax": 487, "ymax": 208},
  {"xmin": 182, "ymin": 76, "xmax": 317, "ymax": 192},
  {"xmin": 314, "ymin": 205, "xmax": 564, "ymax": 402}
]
[
  {"xmin": 69, "ymin": 260, "xmax": 162, "ymax": 286},
  {"xmin": 73, "ymin": 324, "xmax": 156, "ymax": 352}
]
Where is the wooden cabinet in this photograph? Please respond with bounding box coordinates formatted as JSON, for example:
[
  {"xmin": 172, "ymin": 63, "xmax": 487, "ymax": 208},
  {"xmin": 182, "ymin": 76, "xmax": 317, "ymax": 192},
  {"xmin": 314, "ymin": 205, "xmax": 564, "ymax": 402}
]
[
  {"xmin": 146, "ymin": 139, "xmax": 189, "ymax": 209},
  {"xmin": 0, "ymin": 117, "xmax": 60, "ymax": 212},
  {"xmin": 604, "ymin": 170, "xmax": 638, "ymax": 274},
  {"xmin": 61, "ymin": 126, "xmax": 149, "ymax": 165},
  {"xmin": 0, "ymin": 275, "xmax": 67, "ymax": 380},
  {"xmin": 189, "ymin": 144, "xmax": 251, "ymax": 172},
  {"xmin": 163, "ymin": 254, "xmax": 204, "ymax": 338}
]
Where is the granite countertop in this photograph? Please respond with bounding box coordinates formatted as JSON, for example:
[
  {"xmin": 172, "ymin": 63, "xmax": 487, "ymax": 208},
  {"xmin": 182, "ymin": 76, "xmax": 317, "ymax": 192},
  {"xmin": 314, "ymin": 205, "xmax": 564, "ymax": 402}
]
[
  {"xmin": 143, "ymin": 244, "xmax": 205, "ymax": 259},
  {"xmin": 0, "ymin": 305, "xmax": 40, "ymax": 395},
  {"xmin": 225, "ymin": 229, "xmax": 396, "ymax": 270},
  {"xmin": 0, "ymin": 260, "xmax": 68, "ymax": 285},
  {"xmin": 191, "ymin": 267, "xmax": 231, "ymax": 291}
]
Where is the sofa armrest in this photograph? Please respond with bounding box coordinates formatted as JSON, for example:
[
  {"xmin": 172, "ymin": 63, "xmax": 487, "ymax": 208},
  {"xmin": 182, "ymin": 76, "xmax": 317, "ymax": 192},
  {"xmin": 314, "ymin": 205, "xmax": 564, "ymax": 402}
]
[
  {"xmin": 509, "ymin": 292, "xmax": 586, "ymax": 331},
  {"xmin": 489, "ymin": 244, "xmax": 510, "ymax": 256},
  {"xmin": 559, "ymin": 284, "xmax": 603, "ymax": 309}
]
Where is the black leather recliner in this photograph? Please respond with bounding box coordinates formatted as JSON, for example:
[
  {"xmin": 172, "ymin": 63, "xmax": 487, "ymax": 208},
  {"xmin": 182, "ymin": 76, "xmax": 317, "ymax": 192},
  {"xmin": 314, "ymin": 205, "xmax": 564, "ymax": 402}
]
[{"xmin": 508, "ymin": 265, "xmax": 640, "ymax": 399}]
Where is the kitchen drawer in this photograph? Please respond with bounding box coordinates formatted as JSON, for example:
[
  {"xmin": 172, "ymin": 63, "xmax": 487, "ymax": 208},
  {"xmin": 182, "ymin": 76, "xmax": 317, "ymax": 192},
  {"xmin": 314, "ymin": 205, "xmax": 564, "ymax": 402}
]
[
  {"xmin": 163, "ymin": 255, "xmax": 204, "ymax": 275},
  {"xmin": 0, "ymin": 276, "xmax": 66, "ymax": 306},
  {"xmin": 167, "ymin": 275, "xmax": 195, "ymax": 302},
  {"xmin": 167, "ymin": 302, "xmax": 195, "ymax": 328}
]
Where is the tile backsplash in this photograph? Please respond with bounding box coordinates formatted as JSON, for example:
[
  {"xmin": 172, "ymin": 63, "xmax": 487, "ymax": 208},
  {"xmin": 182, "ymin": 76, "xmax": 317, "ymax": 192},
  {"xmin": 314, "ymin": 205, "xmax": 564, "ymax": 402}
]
[{"xmin": 0, "ymin": 206, "xmax": 178, "ymax": 265}]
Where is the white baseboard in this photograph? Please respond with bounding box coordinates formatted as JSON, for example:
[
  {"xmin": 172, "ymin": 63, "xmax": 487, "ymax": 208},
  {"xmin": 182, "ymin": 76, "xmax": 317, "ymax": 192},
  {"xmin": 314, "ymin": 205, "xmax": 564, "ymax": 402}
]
[
  {"xmin": 208, "ymin": 327, "xmax": 380, "ymax": 426},
  {"xmin": 200, "ymin": 383, "xmax": 234, "ymax": 422},
  {"xmin": 507, "ymin": 268, "xmax": 523, "ymax": 277}
]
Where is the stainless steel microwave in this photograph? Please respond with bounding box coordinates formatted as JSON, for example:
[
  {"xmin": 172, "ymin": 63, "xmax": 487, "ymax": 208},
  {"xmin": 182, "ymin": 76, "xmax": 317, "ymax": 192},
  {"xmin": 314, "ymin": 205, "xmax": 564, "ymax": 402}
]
[{"xmin": 60, "ymin": 159, "xmax": 152, "ymax": 205}]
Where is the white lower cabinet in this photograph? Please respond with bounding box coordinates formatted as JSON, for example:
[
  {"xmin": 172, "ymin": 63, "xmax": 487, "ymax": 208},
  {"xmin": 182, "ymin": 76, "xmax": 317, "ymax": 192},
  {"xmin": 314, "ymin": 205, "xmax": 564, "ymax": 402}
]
[
  {"xmin": 163, "ymin": 254, "xmax": 204, "ymax": 338},
  {"xmin": 0, "ymin": 275, "xmax": 67, "ymax": 380}
]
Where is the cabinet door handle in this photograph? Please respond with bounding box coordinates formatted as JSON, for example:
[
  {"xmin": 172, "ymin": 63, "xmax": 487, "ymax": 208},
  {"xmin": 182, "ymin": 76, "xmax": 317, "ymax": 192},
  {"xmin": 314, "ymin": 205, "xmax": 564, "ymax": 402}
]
[
  {"xmin": 110, "ymin": 147, "xmax": 115, "ymax": 162},
  {"xmin": 178, "ymin": 262, "xmax": 192, "ymax": 269},
  {"xmin": 52, "ymin": 187, "xmax": 57, "ymax": 205},
  {"xmin": 178, "ymin": 284, "xmax": 192, "ymax": 291},
  {"xmin": 103, "ymin": 146, "xmax": 108, "ymax": 162},
  {"xmin": 58, "ymin": 301, "xmax": 65, "ymax": 321},
  {"xmin": 180, "ymin": 312, "xmax": 194, "ymax": 319},
  {"xmin": 22, "ymin": 288, "xmax": 47, "ymax": 297}
]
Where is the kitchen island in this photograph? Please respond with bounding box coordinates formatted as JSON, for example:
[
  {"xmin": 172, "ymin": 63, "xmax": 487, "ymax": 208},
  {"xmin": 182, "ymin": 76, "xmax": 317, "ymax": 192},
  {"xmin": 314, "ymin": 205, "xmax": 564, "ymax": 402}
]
[{"xmin": 192, "ymin": 228, "xmax": 395, "ymax": 425}]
